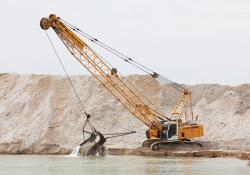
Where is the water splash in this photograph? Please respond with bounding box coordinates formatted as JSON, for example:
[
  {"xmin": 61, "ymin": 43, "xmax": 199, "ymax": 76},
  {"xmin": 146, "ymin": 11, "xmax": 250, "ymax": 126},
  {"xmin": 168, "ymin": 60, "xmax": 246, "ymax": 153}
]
[{"xmin": 69, "ymin": 145, "xmax": 80, "ymax": 157}]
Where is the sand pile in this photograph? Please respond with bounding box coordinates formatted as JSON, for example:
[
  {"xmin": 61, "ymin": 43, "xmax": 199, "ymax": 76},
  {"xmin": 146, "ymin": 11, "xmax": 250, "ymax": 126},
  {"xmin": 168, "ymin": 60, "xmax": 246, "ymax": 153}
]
[{"xmin": 0, "ymin": 73, "xmax": 249, "ymax": 154}]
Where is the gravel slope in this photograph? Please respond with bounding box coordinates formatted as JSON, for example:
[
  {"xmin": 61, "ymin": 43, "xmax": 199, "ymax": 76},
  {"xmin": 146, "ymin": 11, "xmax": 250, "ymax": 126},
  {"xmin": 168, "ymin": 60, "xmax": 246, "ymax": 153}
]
[{"xmin": 0, "ymin": 73, "xmax": 249, "ymax": 153}]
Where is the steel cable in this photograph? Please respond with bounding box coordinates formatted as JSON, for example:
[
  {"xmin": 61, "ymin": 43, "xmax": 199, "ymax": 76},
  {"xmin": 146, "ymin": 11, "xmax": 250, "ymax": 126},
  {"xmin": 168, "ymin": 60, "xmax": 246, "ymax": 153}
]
[{"xmin": 44, "ymin": 31, "xmax": 90, "ymax": 117}]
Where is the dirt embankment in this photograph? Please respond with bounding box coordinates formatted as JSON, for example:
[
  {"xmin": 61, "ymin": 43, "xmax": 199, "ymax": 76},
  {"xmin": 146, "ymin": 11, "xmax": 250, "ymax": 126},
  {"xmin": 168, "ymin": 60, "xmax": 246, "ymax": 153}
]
[{"xmin": 0, "ymin": 73, "xmax": 250, "ymax": 154}]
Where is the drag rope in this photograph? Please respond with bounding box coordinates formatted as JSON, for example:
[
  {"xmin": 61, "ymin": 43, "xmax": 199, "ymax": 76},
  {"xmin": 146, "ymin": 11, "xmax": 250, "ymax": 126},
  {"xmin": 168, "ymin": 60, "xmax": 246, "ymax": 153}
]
[{"xmin": 44, "ymin": 31, "xmax": 97, "ymax": 141}]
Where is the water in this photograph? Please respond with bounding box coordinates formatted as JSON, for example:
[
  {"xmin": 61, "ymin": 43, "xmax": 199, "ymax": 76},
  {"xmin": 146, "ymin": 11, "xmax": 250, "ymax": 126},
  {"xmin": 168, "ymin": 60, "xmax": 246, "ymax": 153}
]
[{"xmin": 0, "ymin": 155, "xmax": 249, "ymax": 175}]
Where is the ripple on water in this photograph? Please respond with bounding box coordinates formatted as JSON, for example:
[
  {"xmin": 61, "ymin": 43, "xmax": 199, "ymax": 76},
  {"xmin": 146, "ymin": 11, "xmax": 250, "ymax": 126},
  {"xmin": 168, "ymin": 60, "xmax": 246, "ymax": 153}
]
[{"xmin": 0, "ymin": 155, "xmax": 249, "ymax": 175}]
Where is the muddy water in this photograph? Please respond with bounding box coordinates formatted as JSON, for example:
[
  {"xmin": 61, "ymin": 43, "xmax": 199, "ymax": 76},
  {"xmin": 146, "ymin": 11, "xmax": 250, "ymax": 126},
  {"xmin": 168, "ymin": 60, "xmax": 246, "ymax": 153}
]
[{"xmin": 0, "ymin": 155, "xmax": 249, "ymax": 175}]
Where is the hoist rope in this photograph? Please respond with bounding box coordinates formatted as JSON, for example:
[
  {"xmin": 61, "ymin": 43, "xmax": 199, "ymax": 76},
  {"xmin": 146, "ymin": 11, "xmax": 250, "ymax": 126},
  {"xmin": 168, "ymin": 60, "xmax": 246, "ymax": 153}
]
[
  {"xmin": 59, "ymin": 19, "xmax": 168, "ymax": 113},
  {"xmin": 59, "ymin": 18, "xmax": 185, "ymax": 92},
  {"xmin": 44, "ymin": 31, "xmax": 90, "ymax": 118},
  {"xmin": 60, "ymin": 18, "xmax": 154, "ymax": 75},
  {"xmin": 44, "ymin": 30, "xmax": 138, "ymax": 140}
]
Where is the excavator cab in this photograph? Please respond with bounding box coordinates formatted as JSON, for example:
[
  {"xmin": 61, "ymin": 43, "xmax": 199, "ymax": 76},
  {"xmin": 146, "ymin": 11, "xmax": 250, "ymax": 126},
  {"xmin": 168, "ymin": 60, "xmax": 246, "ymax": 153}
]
[
  {"xmin": 161, "ymin": 123, "xmax": 177, "ymax": 139},
  {"xmin": 146, "ymin": 122, "xmax": 177, "ymax": 140}
]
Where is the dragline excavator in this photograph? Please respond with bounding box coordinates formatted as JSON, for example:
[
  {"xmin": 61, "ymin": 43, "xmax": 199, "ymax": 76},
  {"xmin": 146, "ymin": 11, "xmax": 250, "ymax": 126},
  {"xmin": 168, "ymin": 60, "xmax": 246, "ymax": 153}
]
[{"xmin": 40, "ymin": 14, "xmax": 204, "ymax": 151}]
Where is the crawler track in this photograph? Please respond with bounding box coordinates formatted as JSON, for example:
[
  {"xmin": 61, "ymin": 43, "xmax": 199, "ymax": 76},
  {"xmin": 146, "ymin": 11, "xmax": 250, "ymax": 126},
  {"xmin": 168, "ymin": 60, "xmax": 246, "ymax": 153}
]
[{"xmin": 143, "ymin": 139, "xmax": 202, "ymax": 151}]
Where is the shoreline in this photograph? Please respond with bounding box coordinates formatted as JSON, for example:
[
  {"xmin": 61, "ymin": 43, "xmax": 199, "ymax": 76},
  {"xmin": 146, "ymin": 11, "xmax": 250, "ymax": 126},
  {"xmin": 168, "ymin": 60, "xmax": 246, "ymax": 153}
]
[
  {"xmin": 1, "ymin": 145, "xmax": 250, "ymax": 165},
  {"xmin": 1, "ymin": 144, "xmax": 250, "ymax": 160},
  {"xmin": 106, "ymin": 147, "xmax": 250, "ymax": 159}
]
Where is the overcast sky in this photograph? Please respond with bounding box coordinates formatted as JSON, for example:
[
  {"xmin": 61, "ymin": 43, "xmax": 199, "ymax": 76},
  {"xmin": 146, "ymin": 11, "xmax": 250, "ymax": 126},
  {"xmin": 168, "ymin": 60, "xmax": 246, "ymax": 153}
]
[{"xmin": 0, "ymin": 0, "xmax": 249, "ymax": 85}]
